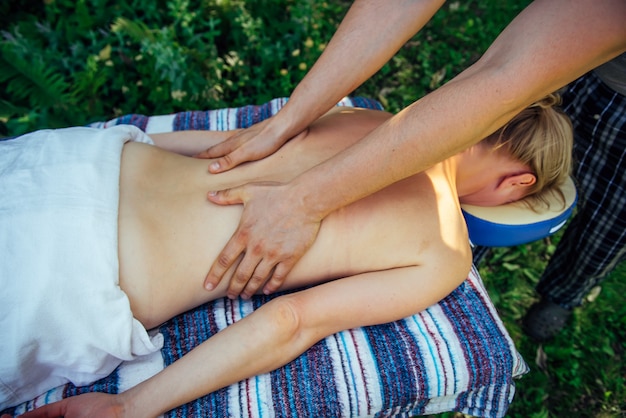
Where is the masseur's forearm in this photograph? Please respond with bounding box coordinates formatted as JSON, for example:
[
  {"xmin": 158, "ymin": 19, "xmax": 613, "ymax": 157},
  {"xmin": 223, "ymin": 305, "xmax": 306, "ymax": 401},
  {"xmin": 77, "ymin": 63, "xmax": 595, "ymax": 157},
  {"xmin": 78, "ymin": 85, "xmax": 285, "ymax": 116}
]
[
  {"xmin": 290, "ymin": 0, "xmax": 626, "ymax": 222},
  {"xmin": 269, "ymin": 0, "xmax": 444, "ymax": 140},
  {"xmin": 199, "ymin": 0, "xmax": 444, "ymax": 171}
]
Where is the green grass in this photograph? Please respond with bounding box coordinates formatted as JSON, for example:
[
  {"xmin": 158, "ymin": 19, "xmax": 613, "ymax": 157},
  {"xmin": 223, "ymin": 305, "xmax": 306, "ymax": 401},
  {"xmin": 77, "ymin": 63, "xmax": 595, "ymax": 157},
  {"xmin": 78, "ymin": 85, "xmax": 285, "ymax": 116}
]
[
  {"xmin": 478, "ymin": 234, "xmax": 626, "ymax": 417},
  {"xmin": 2, "ymin": 0, "xmax": 625, "ymax": 416}
]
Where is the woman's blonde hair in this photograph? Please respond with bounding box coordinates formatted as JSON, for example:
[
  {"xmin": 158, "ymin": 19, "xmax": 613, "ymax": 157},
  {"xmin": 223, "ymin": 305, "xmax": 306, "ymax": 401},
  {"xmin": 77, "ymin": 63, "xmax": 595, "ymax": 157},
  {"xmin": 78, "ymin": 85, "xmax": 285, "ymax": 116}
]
[{"xmin": 482, "ymin": 93, "xmax": 573, "ymax": 209}]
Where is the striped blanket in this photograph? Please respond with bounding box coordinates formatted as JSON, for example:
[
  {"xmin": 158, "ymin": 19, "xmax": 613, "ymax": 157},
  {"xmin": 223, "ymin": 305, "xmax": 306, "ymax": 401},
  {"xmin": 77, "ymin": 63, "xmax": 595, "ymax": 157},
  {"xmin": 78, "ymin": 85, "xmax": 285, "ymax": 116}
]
[{"xmin": 2, "ymin": 97, "xmax": 528, "ymax": 418}]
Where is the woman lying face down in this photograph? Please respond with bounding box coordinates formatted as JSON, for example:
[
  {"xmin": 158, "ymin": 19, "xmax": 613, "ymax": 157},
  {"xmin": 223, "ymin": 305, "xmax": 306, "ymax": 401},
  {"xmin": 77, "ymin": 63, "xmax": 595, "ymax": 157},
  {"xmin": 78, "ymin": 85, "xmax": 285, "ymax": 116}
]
[{"xmin": 1, "ymin": 94, "xmax": 572, "ymax": 417}]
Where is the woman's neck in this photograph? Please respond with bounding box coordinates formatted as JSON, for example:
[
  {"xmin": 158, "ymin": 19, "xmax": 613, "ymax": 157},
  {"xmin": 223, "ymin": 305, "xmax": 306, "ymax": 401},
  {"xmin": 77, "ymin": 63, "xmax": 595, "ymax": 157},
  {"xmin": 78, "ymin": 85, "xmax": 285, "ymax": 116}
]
[{"xmin": 451, "ymin": 146, "xmax": 509, "ymax": 202}]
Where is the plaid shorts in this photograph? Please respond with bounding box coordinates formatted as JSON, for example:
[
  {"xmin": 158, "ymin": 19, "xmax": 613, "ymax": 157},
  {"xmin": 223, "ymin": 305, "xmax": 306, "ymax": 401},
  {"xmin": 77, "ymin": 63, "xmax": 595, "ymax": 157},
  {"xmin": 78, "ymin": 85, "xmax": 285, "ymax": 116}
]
[{"xmin": 537, "ymin": 71, "xmax": 626, "ymax": 308}]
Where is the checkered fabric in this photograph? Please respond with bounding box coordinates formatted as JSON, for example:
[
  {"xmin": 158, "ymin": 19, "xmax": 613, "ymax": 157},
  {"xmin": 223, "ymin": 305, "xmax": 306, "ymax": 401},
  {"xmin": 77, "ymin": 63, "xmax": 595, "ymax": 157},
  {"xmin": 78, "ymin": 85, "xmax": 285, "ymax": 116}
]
[{"xmin": 538, "ymin": 71, "xmax": 626, "ymax": 308}]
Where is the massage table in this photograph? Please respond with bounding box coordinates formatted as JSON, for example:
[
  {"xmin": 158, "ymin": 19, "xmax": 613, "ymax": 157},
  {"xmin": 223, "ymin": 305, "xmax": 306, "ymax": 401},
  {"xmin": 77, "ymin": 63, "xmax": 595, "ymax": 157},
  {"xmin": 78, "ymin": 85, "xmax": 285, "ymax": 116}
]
[{"xmin": 2, "ymin": 98, "xmax": 530, "ymax": 418}]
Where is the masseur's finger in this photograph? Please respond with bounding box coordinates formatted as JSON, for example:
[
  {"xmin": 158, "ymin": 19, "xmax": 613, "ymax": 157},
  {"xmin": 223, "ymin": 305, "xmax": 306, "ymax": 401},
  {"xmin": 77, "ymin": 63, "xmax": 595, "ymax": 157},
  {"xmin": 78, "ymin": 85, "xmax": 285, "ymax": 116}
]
[
  {"xmin": 230, "ymin": 257, "xmax": 269, "ymax": 300},
  {"xmin": 194, "ymin": 132, "xmax": 243, "ymax": 160},
  {"xmin": 199, "ymin": 120, "xmax": 290, "ymax": 173},
  {"xmin": 207, "ymin": 138, "xmax": 286, "ymax": 174},
  {"xmin": 204, "ymin": 187, "xmax": 248, "ymax": 291},
  {"xmin": 204, "ymin": 234, "xmax": 246, "ymax": 292},
  {"xmin": 262, "ymin": 262, "xmax": 292, "ymax": 295},
  {"xmin": 209, "ymin": 146, "xmax": 261, "ymax": 174},
  {"xmin": 238, "ymin": 260, "xmax": 277, "ymax": 299},
  {"xmin": 207, "ymin": 181, "xmax": 322, "ymax": 298},
  {"xmin": 230, "ymin": 225, "xmax": 315, "ymax": 298}
]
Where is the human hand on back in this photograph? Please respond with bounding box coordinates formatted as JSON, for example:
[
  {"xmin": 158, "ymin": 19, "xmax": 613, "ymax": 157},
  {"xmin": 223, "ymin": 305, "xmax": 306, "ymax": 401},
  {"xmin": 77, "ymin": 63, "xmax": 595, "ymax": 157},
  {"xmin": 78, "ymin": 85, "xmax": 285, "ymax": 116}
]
[
  {"xmin": 195, "ymin": 118, "xmax": 294, "ymax": 173},
  {"xmin": 204, "ymin": 181, "xmax": 322, "ymax": 299}
]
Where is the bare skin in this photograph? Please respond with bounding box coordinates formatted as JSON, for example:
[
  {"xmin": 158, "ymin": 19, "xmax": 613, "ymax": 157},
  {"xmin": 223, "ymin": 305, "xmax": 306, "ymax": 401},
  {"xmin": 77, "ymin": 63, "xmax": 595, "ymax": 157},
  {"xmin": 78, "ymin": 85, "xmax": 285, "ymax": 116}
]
[
  {"xmin": 12, "ymin": 108, "xmax": 536, "ymax": 417},
  {"xmin": 119, "ymin": 108, "xmax": 472, "ymax": 327},
  {"xmin": 198, "ymin": 0, "xmax": 626, "ymax": 299}
]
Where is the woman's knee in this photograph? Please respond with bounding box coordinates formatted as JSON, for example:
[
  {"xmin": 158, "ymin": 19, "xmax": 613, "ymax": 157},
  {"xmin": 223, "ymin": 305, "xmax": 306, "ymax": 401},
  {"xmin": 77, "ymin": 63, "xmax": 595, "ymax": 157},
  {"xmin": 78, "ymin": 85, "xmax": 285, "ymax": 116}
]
[{"xmin": 263, "ymin": 295, "xmax": 306, "ymax": 340}]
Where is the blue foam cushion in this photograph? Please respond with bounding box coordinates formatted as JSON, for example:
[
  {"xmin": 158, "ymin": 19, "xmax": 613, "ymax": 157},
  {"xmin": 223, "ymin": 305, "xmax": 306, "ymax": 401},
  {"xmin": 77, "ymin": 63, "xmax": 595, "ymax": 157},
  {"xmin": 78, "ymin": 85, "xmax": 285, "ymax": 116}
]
[{"xmin": 461, "ymin": 177, "xmax": 577, "ymax": 247}]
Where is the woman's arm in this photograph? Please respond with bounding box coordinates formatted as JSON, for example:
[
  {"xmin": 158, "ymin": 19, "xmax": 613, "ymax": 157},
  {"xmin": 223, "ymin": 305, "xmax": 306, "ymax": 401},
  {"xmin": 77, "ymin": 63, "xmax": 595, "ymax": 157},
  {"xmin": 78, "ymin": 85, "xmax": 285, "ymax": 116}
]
[
  {"xmin": 20, "ymin": 243, "xmax": 470, "ymax": 418},
  {"xmin": 148, "ymin": 130, "xmax": 241, "ymax": 156}
]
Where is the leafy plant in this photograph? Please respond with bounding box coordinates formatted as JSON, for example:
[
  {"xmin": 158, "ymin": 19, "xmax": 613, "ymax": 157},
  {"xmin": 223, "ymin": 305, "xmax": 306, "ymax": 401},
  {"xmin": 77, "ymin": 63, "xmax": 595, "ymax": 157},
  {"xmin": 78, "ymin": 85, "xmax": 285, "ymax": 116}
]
[{"xmin": 0, "ymin": 0, "xmax": 350, "ymax": 137}]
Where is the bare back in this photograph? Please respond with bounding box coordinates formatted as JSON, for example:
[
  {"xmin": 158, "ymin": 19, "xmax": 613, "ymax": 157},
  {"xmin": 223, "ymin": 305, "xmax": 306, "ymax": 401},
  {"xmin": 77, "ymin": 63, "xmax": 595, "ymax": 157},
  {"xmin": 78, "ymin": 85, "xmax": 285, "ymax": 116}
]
[{"xmin": 118, "ymin": 109, "xmax": 471, "ymax": 329}]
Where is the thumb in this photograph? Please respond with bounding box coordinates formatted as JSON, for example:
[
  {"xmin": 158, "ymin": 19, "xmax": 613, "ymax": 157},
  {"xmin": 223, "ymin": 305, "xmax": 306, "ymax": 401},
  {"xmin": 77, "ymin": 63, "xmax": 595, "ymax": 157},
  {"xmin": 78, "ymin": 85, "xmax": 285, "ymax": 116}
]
[
  {"xmin": 208, "ymin": 143, "xmax": 266, "ymax": 173},
  {"xmin": 194, "ymin": 140, "xmax": 236, "ymax": 161},
  {"xmin": 193, "ymin": 149, "xmax": 212, "ymax": 159},
  {"xmin": 207, "ymin": 187, "xmax": 246, "ymax": 205},
  {"xmin": 207, "ymin": 156, "xmax": 235, "ymax": 174}
]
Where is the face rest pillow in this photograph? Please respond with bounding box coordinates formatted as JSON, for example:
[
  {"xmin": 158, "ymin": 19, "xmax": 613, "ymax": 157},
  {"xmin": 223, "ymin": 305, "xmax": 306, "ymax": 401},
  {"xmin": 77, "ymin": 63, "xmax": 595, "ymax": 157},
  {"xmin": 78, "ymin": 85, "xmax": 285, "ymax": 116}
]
[{"xmin": 461, "ymin": 176, "xmax": 577, "ymax": 247}]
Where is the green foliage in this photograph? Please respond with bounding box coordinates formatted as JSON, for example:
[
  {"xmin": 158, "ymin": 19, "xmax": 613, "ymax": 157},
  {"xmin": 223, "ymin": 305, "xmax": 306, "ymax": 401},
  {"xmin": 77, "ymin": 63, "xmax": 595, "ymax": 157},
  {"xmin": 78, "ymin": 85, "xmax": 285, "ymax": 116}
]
[
  {"xmin": 3, "ymin": 1, "xmax": 625, "ymax": 417},
  {"xmin": 1, "ymin": 0, "xmax": 348, "ymax": 137}
]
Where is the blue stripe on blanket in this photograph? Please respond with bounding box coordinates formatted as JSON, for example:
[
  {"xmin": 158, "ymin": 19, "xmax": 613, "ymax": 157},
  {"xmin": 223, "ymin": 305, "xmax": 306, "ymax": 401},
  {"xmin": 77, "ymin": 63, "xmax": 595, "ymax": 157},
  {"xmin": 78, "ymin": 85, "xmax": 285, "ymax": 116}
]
[
  {"xmin": 363, "ymin": 323, "xmax": 429, "ymax": 416},
  {"xmin": 439, "ymin": 280, "xmax": 514, "ymax": 416}
]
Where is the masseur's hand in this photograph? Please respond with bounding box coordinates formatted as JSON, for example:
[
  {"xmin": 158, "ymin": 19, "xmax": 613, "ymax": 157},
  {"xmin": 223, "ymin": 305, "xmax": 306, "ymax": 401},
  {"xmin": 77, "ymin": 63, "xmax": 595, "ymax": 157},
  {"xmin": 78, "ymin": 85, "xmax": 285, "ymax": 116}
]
[
  {"xmin": 204, "ymin": 181, "xmax": 321, "ymax": 299},
  {"xmin": 13, "ymin": 392, "xmax": 125, "ymax": 418},
  {"xmin": 195, "ymin": 118, "xmax": 296, "ymax": 173}
]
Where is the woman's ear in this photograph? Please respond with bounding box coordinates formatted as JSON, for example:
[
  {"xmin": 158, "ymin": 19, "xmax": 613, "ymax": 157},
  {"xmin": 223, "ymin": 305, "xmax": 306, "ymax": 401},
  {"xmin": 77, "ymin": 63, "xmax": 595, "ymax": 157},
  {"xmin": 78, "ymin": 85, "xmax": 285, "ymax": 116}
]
[{"xmin": 500, "ymin": 172, "xmax": 537, "ymax": 189}]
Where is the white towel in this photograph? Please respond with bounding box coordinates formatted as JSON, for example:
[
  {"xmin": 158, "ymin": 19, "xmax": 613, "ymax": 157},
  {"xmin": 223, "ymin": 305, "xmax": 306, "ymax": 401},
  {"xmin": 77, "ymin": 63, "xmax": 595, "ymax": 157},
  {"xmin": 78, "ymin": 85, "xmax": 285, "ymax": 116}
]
[{"xmin": 0, "ymin": 125, "xmax": 163, "ymax": 410}]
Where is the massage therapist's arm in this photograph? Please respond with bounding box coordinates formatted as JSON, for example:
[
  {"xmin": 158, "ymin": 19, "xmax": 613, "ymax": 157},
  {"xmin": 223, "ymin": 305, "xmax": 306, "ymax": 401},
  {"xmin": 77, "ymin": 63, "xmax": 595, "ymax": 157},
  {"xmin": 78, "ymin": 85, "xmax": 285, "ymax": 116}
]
[
  {"xmin": 197, "ymin": 0, "xmax": 444, "ymax": 171},
  {"xmin": 204, "ymin": 0, "xmax": 626, "ymax": 297}
]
